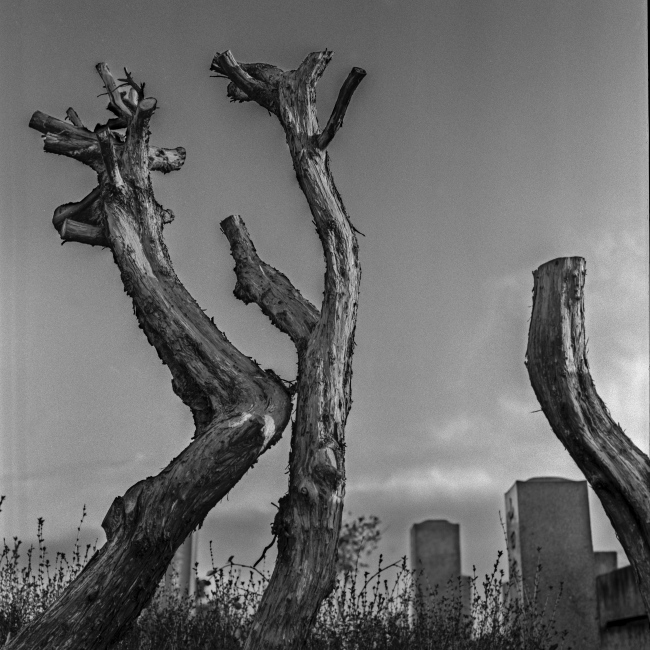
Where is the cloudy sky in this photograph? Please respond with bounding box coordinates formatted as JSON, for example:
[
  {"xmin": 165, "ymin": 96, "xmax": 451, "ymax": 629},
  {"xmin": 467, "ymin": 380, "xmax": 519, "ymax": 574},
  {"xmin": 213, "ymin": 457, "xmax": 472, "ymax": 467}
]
[{"xmin": 1, "ymin": 0, "xmax": 647, "ymax": 585}]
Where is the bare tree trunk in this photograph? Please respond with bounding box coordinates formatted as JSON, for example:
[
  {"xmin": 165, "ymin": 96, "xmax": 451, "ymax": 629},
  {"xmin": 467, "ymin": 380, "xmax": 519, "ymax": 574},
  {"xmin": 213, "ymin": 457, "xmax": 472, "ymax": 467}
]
[
  {"xmin": 526, "ymin": 257, "xmax": 650, "ymax": 617},
  {"xmin": 12, "ymin": 64, "xmax": 293, "ymax": 650},
  {"xmin": 212, "ymin": 50, "xmax": 365, "ymax": 648}
]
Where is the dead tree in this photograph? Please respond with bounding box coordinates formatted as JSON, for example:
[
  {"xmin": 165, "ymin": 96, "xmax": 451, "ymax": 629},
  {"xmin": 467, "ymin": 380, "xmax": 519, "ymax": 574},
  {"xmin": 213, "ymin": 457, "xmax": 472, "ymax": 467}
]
[
  {"xmin": 526, "ymin": 257, "xmax": 650, "ymax": 617},
  {"xmin": 211, "ymin": 50, "xmax": 365, "ymax": 648},
  {"xmin": 13, "ymin": 64, "xmax": 296, "ymax": 649}
]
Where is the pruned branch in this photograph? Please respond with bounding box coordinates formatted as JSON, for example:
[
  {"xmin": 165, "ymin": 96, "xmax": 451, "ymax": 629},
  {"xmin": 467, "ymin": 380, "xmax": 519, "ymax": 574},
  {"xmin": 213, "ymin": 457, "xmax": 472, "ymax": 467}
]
[
  {"xmin": 96, "ymin": 126, "xmax": 125, "ymax": 188},
  {"xmin": 210, "ymin": 51, "xmax": 280, "ymax": 114},
  {"xmin": 123, "ymin": 97, "xmax": 157, "ymax": 184},
  {"xmin": 65, "ymin": 107, "xmax": 85, "ymax": 128},
  {"xmin": 52, "ymin": 186, "xmax": 102, "ymax": 231},
  {"xmin": 526, "ymin": 257, "xmax": 650, "ymax": 615},
  {"xmin": 316, "ymin": 67, "xmax": 366, "ymax": 149},
  {"xmin": 148, "ymin": 145, "xmax": 186, "ymax": 173},
  {"xmin": 60, "ymin": 219, "xmax": 109, "ymax": 247},
  {"xmin": 296, "ymin": 49, "xmax": 332, "ymax": 84},
  {"xmin": 96, "ymin": 62, "xmax": 133, "ymax": 119},
  {"xmin": 221, "ymin": 214, "xmax": 319, "ymax": 348},
  {"xmin": 29, "ymin": 110, "xmax": 186, "ymax": 174}
]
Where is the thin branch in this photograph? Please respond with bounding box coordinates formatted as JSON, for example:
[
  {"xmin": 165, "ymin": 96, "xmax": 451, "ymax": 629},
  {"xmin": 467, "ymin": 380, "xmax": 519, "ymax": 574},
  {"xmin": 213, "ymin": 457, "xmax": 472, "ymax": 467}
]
[
  {"xmin": 65, "ymin": 107, "xmax": 85, "ymax": 128},
  {"xmin": 316, "ymin": 67, "xmax": 366, "ymax": 150},
  {"xmin": 253, "ymin": 535, "xmax": 277, "ymax": 568},
  {"xmin": 221, "ymin": 215, "xmax": 319, "ymax": 349},
  {"xmin": 96, "ymin": 63, "xmax": 133, "ymax": 118},
  {"xmin": 118, "ymin": 67, "xmax": 145, "ymax": 101}
]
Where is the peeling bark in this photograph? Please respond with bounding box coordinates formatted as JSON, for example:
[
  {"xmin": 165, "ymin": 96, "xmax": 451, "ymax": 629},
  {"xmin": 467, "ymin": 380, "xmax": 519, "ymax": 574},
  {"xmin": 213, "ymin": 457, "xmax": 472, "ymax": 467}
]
[
  {"xmin": 212, "ymin": 49, "xmax": 365, "ymax": 648},
  {"xmin": 526, "ymin": 257, "xmax": 650, "ymax": 617},
  {"xmin": 14, "ymin": 64, "xmax": 292, "ymax": 649}
]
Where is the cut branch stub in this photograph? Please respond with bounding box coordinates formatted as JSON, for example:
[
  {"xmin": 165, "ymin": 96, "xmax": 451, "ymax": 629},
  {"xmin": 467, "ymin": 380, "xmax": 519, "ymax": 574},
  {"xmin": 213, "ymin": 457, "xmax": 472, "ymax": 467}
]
[
  {"xmin": 211, "ymin": 50, "xmax": 281, "ymax": 114},
  {"xmin": 316, "ymin": 67, "xmax": 366, "ymax": 149},
  {"xmin": 221, "ymin": 214, "xmax": 319, "ymax": 349},
  {"xmin": 526, "ymin": 257, "xmax": 650, "ymax": 615}
]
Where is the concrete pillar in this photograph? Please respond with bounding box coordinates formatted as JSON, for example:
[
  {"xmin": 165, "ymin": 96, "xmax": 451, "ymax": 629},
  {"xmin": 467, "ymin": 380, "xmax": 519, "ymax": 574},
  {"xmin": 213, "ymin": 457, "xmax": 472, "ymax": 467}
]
[
  {"xmin": 165, "ymin": 531, "xmax": 199, "ymax": 598},
  {"xmin": 505, "ymin": 477, "xmax": 599, "ymax": 650},
  {"xmin": 410, "ymin": 519, "xmax": 471, "ymax": 615}
]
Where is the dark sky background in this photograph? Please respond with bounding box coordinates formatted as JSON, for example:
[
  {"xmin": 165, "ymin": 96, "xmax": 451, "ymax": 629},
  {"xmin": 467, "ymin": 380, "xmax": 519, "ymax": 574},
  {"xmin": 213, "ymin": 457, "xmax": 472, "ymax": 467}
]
[{"xmin": 1, "ymin": 0, "xmax": 648, "ymax": 585}]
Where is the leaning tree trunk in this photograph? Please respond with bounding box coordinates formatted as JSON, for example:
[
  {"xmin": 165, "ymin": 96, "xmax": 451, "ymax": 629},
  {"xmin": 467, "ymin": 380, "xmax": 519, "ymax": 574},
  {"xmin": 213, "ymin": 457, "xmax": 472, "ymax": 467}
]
[
  {"xmin": 11, "ymin": 65, "xmax": 294, "ymax": 649},
  {"xmin": 526, "ymin": 257, "xmax": 650, "ymax": 617},
  {"xmin": 211, "ymin": 50, "xmax": 365, "ymax": 648}
]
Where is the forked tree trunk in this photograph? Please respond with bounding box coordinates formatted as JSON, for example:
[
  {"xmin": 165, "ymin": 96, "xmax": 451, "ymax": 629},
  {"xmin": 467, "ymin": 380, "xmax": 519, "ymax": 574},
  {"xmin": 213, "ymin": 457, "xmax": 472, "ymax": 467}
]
[
  {"xmin": 526, "ymin": 257, "xmax": 650, "ymax": 617},
  {"xmin": 12, "ymin": 65, "xmax": 295, "ymax": 649},
  {"xmin": 212, "ymin": 50, "xmax": 365, "ymax": 648}
]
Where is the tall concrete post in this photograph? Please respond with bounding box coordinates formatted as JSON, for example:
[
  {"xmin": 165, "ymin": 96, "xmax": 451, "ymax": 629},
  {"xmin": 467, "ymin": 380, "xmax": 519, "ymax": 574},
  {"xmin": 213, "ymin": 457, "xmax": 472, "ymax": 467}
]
[
  {"xmin": 165, "ymin": 531, "xmax": 199, "ymax": 598},
  {"xmin": 410, "ymin": 519, "xmax": 471, "ymax": 615},
  {"xmin": 504, "ymin": 477, "xmax": 599, "ymax": 650}
]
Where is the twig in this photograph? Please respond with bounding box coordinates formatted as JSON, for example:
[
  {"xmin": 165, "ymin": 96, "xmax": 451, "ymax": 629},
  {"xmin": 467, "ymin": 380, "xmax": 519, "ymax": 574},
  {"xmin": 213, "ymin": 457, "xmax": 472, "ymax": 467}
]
[{"xmin": 253, "ymin": 534, "xmax": 277, "ymax": 568}]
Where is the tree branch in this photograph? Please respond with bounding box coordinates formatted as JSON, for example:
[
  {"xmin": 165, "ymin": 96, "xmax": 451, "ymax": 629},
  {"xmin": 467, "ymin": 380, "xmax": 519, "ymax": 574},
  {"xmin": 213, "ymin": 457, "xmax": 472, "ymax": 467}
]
[
  {"xmin": 60, "ymin": 219, "xmax": 109, "ymax": 247},
  {"xmin": 65, "ymin": 107, "xmax": 85, "ymax": 128},
  {"xmin": 29, "ymin": 111, "xmax": 186, "ymax": 174},
  {"xmin": 526, "ymin": 257, "xmax": 650, "ymax": 615},
  {"xmin": 96, "ymin": 126, "xmax": 125, "ymax": 189},
  {"xmin": 316, "ymin": 67, "xmax": 366, "ymax": 150},
  {"xmin": 210, "ymin": 51, "xmax": 279, "ymax": 114},
  {"xmin": 296, "ymin": 50, "xmax": 332, "ymax": 85},
  {"xmin": 52, "ymin": 186, "xmax": 102, "ymax": 231},
  {"xmin": 124, "ymin": 97, "xmax": 157, "ymax": 184},
  {"xmin": 96, "ymin": 63, "xmax": 133, "ymax": 119},
  {"xmin": 221, "ymin": 215, "xmax": 319, "ymax": 349}
]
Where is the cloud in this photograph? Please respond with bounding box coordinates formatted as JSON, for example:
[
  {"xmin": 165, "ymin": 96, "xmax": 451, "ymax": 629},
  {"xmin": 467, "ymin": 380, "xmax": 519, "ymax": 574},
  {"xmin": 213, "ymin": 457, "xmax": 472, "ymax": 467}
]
[
  {"xmin": 583, "ymin": 224, "xmax": 649, "ymax": 452},
  {"xmin": 348, "ymin": 463, "xmax": 496, "ymax": 498}
]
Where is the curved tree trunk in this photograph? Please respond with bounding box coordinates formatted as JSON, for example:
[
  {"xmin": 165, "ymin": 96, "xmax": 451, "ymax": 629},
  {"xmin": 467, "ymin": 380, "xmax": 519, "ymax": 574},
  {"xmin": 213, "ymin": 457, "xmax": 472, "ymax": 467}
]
[
  {"xmin": 526, "ymin": 257, "xmax": 650, "ymax": 617},
  {"xmin": 13, "ymin": 65, "xmax": 293, "ymax": 649},
  {"xmin": 212, "ymin": 50, "xmax": 366, "ymax": 648}
]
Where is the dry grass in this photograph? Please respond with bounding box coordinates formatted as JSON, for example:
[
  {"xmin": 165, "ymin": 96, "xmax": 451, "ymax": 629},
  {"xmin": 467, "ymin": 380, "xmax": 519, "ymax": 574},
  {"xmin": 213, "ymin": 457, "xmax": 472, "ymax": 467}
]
[{"xmin": 1, "ymin": 500, "xmax": 568, "ymax": 649}]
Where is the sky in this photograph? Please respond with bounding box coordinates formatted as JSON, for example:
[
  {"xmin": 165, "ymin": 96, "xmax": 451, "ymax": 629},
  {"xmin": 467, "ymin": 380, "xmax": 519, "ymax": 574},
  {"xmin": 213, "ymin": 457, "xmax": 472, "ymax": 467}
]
[{"xmin": 1, "ymin": 0, "xmax": 648, "ymax": 588}]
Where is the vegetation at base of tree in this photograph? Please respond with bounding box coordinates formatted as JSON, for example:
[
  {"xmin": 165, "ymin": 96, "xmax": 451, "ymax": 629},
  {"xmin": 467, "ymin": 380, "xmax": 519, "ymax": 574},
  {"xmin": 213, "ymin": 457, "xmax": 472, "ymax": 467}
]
[{"xmin": 1, "ymin": 502, "xmax": 567, "ymax": 649}]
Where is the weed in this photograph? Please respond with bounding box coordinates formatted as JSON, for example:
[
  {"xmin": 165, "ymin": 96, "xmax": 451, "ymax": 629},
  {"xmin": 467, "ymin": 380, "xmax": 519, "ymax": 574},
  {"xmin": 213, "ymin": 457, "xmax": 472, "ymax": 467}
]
[{"xmin": 0, "ymin": 500, "xmax": 566, "ymax": 649}]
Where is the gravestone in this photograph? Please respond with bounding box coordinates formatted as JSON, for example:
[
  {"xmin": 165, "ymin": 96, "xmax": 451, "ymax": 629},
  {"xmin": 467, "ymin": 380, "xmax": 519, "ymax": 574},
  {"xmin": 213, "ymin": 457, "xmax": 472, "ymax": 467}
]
[
  {"xmin": 505, "ymin": 477, "xmax": 599, "ymax": 650},
  {"xmin": 410, "ymin": 519, "xmax": 471, "ymax": 616},
  {"xmin": 594, "ymin": 551, "xmax": 618, "ymax": 578},
  {"xmin": 165, "ymin": 531, "xmax": 199, "ymax": 598}
]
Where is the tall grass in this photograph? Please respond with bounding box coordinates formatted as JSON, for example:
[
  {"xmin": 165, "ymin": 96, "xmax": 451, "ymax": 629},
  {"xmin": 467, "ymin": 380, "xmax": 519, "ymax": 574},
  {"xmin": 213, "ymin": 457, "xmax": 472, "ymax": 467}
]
[{"xmin": 1, "ymin": 501, "xmax": 567, "ymax": 649}]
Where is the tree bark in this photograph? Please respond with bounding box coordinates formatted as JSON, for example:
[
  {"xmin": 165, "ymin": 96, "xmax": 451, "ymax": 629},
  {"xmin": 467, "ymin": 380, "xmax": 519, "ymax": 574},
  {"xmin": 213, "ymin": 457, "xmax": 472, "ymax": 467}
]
[
  {"xmin": 13, "ymin": 64, "xmax": 293, "ymax": 649},
  {"xmin": 213, "ymin": 50, "xmax": 365, "ymax": 648},
  {"xmin": 526, "ymin": 257, "xmax": 650, "ymax": 617}
]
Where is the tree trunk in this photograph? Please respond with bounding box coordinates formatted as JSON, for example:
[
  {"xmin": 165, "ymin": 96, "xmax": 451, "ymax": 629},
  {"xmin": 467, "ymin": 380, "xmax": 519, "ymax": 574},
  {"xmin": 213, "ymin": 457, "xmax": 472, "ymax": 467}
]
[
  {"xmin": 526, "ymin": 257, "xmax": 650, "ymax": 617},
  {"xmin": 212, "ymin": 50, "xmax": 365, "ymax": 648},
  {"xmin": 13, "ymin": 64, "xmax": 293, "ymax": 649}
]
